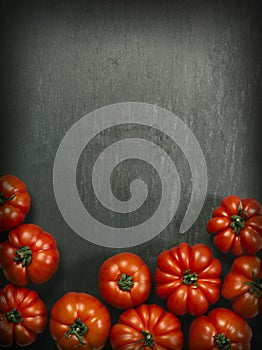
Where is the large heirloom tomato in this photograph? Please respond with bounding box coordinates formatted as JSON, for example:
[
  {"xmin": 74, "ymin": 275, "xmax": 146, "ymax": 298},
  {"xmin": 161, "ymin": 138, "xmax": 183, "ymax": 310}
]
[
  {"xmin": 222, "ymin": 255, "xmax": 262, "ymax": 319},
  {"xmin": 0, "ymin": 223, "xmax": 60, "ymax": 286},
  {"xmin": 0, "ymin": 174, "xmax": 31, "ymax": 232},
  {"xmin": 207, "ymin": 196, "xmax": 262, "ymax": 255},
  {"xmin": 49, "ymin": 292, "xmax": 111, "ymax": 350},
  {"xmin": 0, "ymin": 284, "xmax": 47, "ymax": 347},
  {"xmin": 110, "ymin": 303, "xmax": 183, "ymax": 350},
  {"xmin": 154, "ymin": 242, "xmax": 222, "ymax": 316},
  {"xmin": 98, "ymin": 252, "xmax": 152, "ymax": 309},
  {"xmin": 188, "ymin": 307, "xmax": 253, "ymax": 350}
]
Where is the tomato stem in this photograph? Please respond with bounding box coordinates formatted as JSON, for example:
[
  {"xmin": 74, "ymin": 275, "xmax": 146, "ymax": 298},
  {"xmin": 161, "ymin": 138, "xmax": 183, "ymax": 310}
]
[
  {"xmin": 245, "ymin": 271, "xmax": 262, "ymax": 298},
  {"xmin": 14, "ymin": 246, "xmax": 32, "ymax": 267},
  {"xmin": 117, "ymin": 273, "xmax": 134, "ymax": 291},
  {"xmin": 134, "ymin": 330, "xmax": 154, "ymax": 349},
  {"xmin": 64, "ymin": 318, "xmax": 88, "ymax": 345},
  {"xmin": 230, "ymin": 202, "xmax": 248, "ymax": 234},
  {"xmin": 183, "ymin": 269, "xmax": 198, "ymax": 288},
  {"xmin": 5, "ymin": 308, "xmax": 23, "ymax": 323},
  {"xmin": 214, "ymin": 333, "xmax": 231, "ymax": 350},
  {"xmin": 0, "ymin": 192, "xmax": 15, "ymax": 205}
]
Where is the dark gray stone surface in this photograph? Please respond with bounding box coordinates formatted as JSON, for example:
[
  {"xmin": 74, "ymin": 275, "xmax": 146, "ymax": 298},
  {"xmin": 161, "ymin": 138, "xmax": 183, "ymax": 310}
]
[{"xmin": 0, "ymin": 0, "xmax": 261, "ymax": 349}]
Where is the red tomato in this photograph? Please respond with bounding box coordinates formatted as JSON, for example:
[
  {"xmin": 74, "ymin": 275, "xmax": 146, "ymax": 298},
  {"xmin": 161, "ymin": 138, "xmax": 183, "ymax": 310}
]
[
  {"xmin": 207, "ymin": 196, "xmax": 262, "ymax": 255},
  {"xmin": 49, "ymin": 292, "xmax": 111, "ymax": 350},
  {"xmin": 110, "ymin": 303, "xmax": 183, "ymax": 350},
  {"xmin": 0, "ymin": 223, "xmax": 60, "ymax": 286},
  {"xmin": 98, "ymin": 252, "xmax": 152, "ymax": 309},
  {"xmin": 222, "ymin": 255, "xmax": 262, "ymax": 319},
  {"xmin": 188, "ymin": 307, "xmax": 253, "ymax": 350},
  {"xmin": 154, "ymin": 242, "xmax": 222, "ymax": 316},
  {"xmin": 0, "ymin": 284, "xmax": 47, "ymax": 347},
  {"xmin": 0, "ymin": 174, "xmax": 31, "ymax": 232}
]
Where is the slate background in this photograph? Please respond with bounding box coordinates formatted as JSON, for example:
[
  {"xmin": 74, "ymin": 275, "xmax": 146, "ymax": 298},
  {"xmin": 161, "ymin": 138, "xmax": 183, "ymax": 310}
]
[{"xmin": 0, "ymin": 0, "xmax": 261, "ymax": 349}]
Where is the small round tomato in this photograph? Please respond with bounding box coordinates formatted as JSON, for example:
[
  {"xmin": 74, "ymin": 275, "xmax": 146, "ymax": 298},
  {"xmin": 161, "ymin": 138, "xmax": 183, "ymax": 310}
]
[
  {"xmin": 207, "ymin": 196, "xmax": 262, "ymax": 255},
  {"xmin": 222, "ymin": 255, "xmax": 262, "ymax": 319},
  {"xmin": 110, "ymin": 303, "xmax": 183, "ymax": 350},
  {"xmin": 98, "ymin": 252, "xmax": 152, "ymax": 309},
  {"xmin": 154, "ymin": 242, "xmax": 222, "ymax": 316},
  {"xmin": 0, "ymin": 174, "xmax": 31, "ymax": 232},
  {"xmin": 0, "ymin": 284, "xmax": 47, "ymax": 347},
  {"xmin": 49, "ymin": 292, "xmax": 111, "ymax": 350},
  {"xmin": 0, "ymin": 223, "xmax": 60, "ymax": 286},
  {"xmin": 188, "ymin": 307, "xmax": 253, "ymax": 350}
]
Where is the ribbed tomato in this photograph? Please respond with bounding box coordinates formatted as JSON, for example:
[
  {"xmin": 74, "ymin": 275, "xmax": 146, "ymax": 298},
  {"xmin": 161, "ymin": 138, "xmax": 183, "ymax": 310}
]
[
  {"xmin": 49, "ymin": 292, "xmax": 111, "ymax": 350},
  {"xmin": 0, "ymin": 223, "xmax": 60, "ymax": 286},
  {"xmin": 154, "ymin": 242, "xmax": 222, "ymax": 316},
  {"xmin": 110, "ymin": 304, "xmax": 183, "ymax": 350},
  {"xmin": 207, "ymin": 196, "xmax": 262, "ymax": 255},
  {"xmin": 0, "ymin": 174, "xmax": 31, "ymax": 232},
  {"xmin": 0, "ymin": 284, "xmax": 47, "ymax": 347}
]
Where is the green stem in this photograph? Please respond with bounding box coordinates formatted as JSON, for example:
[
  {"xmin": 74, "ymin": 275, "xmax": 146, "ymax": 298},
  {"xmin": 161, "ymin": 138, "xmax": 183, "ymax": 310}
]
[
  {"xmin": 183, "ymin": 269, "xmax": 198, "ymax": 288},
  {"xmin": 14, "ymin": 246, "xmax": 32, "ymax": 267},
  {"xmin": 117, "ymin": 273, "xmax": 134, "ymax": 291},
  {"xmin": 134, "ymin": 330, "xmax": 154, "ymax": 349},
  {"xmin": 230, "ymin": 202, "xmax": 248, "ymax": 234},
  {"xmin": 5, "ymin": 308, "xmax": 23, "ymax": 323},
  {"xmin": 245, "ymin": 271, "xmax": 262, "ymax": 298},
  {"xmin": 0, "ymin": 192, "xmax": 15, "ymax": 205},
  {"xmin": 214, "ymin": 333, "xmax": 231, "ymax": 350},
  {"xmin": 64, "ymin": 318, "xmax": 88, "ymax": 345}
]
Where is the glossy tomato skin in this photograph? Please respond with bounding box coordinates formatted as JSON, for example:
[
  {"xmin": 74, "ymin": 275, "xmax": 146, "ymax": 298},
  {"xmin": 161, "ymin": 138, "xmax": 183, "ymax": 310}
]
[
  {"xmin": 49, "ymin": 292, "xmax": 111, "ymax": 350},
  {"xmin": 154, "ymin": 242, "xmax": 222, "ymax": 316},
  {"xmin": 0, "ymin": 284, "xmax": 47, "ymax": 347},
  {"xmin": 222, "ymin": 255, "xmax": 262, "ymax": 319},
  {"xmin": 0, "ymin": 175, "xmax": 31, "ymax": 232},
  {"xmin": 98, "ymin": 252, "xmax": 152, "ymax": 309},
  {"xmin": 0, "ymin": 223, "xmax": 60, "ymax": 286},
  {"xmin": 207, "ymin": 196, "xmax": 262, "ymax": 255},
  {"xmin": 110, "ymin": 303, "xmax": 183, "ymax": 350},
  {"xmin": 188, "ymin": 307, "xmax": 253, "ymax": 350}
]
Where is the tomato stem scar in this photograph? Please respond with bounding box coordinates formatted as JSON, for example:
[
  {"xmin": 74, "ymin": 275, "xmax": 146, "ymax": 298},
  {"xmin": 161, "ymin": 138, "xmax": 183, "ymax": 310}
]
[
  {"xmin": 213, "ymin": 333, "xmax": 231, "ymax": 350},
  {"xmin": 183, "ymin": 269, "xmax": 198, "ymax": 288},
  {"xmin": 117, "ymin": 273, "xmax": 134, "ymax": 291},
  {"xmin": 14, "ymin": 246, "xmax": 33, "ymax": 267},
  {"xmin": 5, "ymin": 308, "xmax": 23, "ymax": 323},
  {"xmin": 64, "ymin": 318, "xmax": 88, "ymax": 345},
  {"xmin": 230, "ymin": 202, "xmax": 248, "ymax": 234}
]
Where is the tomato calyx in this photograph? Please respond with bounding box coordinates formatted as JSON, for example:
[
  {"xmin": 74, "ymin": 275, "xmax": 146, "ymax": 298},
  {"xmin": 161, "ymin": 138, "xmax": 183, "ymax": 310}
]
[
  {"xmin": 0, "ymin": 192, "xmax": 15, "ymax": 205},
  {"xmin": 230, "ymin": 202, "xmax": 248, "ymax": 234},
  {"xmin": 64, "ymin": 318, "xmax": 88, "ymax": 345},
  {"xmin": 117, "ymin": 273, "xmax": 134, "ymax": 291},
  {"xmin": 14, "ymin": 246, "xmax": 33, "ymax": 267},
  {"xmin": 213, "ymin": 333, "xmax": 231, "ymax": 350},
  {"xmin": 134, "ymin": 330, "xmax": 154, "ymax": 349},
  {"xmin": 245, "ymin": 271, "xmax": 262, "ymax": 298},
  {"xmin": 5, "ymin": 308, "xmax": 23, "ymax": 323},
  {"xmin": 183, "ymin": 269, "xmax": 198, "ymax": 288}
]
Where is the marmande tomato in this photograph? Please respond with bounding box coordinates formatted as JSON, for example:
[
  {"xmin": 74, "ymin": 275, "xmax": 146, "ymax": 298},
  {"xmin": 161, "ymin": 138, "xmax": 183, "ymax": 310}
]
[
  {"xmin": 98, "ymin": 252, "xmax": 152, "ymax": 309},
  {"xmin": 188, "ymin": 307, "xmax": 253, "ymax": 350},
  {"xmin": 110, "ymin": 303, "xmax": 183, "ymax": 350},
  {"xmin": 49, "ymin": 292, "xmax": 111, "ymax": 350},
  {"xmin": 154, "ymin": 242, "xmax": 222, "ymax": 316},
  {"xmin": 0, "ymin": 284, "xmax": 47, "ymax": 347},
  {"xmin": 222, "ymin": 255, "xmax": 262, "ymax": 319},
  {"xmin": 0, "ymin": 223, "xmax": 60, "ymax": 286},
  {"xmin": 0, "ymin": 174, "xmax": 31, "ymax": 232},
  {"xmin": 207, "ymin": 195, "xmax": 262, "ymax": 255}
]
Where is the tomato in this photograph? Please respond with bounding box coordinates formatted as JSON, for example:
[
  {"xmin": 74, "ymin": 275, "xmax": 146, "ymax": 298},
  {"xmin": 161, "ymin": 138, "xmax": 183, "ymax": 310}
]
[
  {"xmin": 207, "ymin": 196, "xmax": 262, "ymax": 255},
  {"xmin": 110, "ymin": 303, "xmax": 183, "ymax": 350},
  {"xmin": 0, "ymin": 284, "xmax": 47, "ymax": 347},
  {"xmin": 0, "ymin": 174, "xmax": 31, "ymax": 232},
  {"xmin": 154, "ymin": 242, "xmax": 222, "ymax": 316},
  {"xmin": 188, "ymin": 307, "xmax": 253, "ymax": 350},
  {"xmin": 98, "ymin": 252, "xmax": 152, "ymax": 309},
  {"xmin": 0, "ymin": 223, "xmax": 60, "ymax": 286},
  {"xmin": 49, "ymin": 291, "xmax": 111, "ymax": 350},
  {"xmin": 222, "ymin": 255, "xmax": 262, "ymax": 319}
]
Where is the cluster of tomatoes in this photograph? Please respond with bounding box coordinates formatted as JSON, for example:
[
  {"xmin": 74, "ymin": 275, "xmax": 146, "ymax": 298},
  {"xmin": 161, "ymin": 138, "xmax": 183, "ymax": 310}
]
[{"xmin": 0, "ymin": 174, "xmax": 261, "ymax": 350}]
